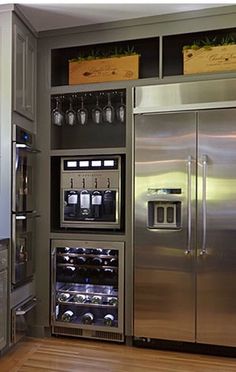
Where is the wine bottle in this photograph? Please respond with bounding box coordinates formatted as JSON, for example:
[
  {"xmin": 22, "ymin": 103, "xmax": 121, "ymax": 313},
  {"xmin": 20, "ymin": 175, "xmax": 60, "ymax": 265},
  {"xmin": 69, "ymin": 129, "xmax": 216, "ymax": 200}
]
[
  {"xmin": 90, "ymin": 248, "xmax": 103, "ymax": 255},
  {"xmin": 61, "ymin": 310, "xmax": 76, "ymax": 322},
  {"xmin": 67, "ymin": 191, "xmax": 78, "ymax": 217},
  {"xmin": 57, "ymin": 255, "xmax": 70, "ymax": 264},
  {"xmin": 92, "ymin": 190, "xmax": 102, "ymax": 218},
  {"xmin": 104, "ymin": 314, "xmax": 115, "ymax": 326},
  {"xmin": 76, "ymin": 248, "xmax": 86, "ymax": 254},
  {"xmin": 109, "ymin": 257, "xmax": 118, "ymax": 267},
  {"xmin": 73, "ymin": 294, "xmax": 86, "ymax": 303},
  {"xmin": 80, "ymin": 189, "xmax": 91, "ymax": 216},
  {"xmin": 57, "ymin": 293, "xmax": 70, "ymax": 302},
  {"xmin": 108, "ymin": 297, "xmax": 118, "ymax": 306},
  {"xmin": 82, "ymin": 312, "xmax": 94, "ymax": 325},
  {"xmin": 107, "ymin": 249, "xmax": 118, "ymax": 256},
  {"xmin": 103, "ymin": 190, "xmax": 114, "ymax": 216},
  {"xmin": 69, "ymin": 256, "xmax": 76, "ymax": 264},
  {"xmin": 90, "ymin": 257, "xmax": 103, "ymax": 266},
  {"xmin": 57, "ymin": 247, "xmax": 70, "ymax": 254},
  {"xmin": 76, "ymin": 256, "xmax": 86, "ymax": 265},
  {"xmin": 91, "ymin": 295, "xmax": 102, "ymax": 304}
]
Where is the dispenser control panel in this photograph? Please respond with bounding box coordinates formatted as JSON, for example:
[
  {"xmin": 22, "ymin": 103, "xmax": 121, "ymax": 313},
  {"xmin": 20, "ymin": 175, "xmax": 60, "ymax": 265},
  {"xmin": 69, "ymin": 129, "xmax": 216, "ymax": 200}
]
[{"xmin": 60, "ymin": 156, "xmax": 122, "ymax": 229}]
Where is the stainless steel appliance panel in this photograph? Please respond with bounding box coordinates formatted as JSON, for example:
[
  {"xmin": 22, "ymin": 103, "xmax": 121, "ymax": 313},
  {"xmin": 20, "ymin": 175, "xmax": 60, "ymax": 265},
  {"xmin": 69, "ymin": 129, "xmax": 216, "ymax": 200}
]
[
  {"xmin": 12, "ymin": 125, "xmax": 39, "ymax": 213},
  {"xmin": 12, "ymin": 213, "xmax": 36, "ymax": 286},
  {"xmin": 134, "ymin": 79, "xmax": 236, "ymax": 114},
  {"xmin": 11, "ymin": 296, "xmax": 36, "ymax": 344},
  {"xmin": 134, "ymin": 112, "xmax": 196, "ymax": 341},
  {"xmin": 197, "ymin": 108, "xmax": 236, "ymax": 347}
]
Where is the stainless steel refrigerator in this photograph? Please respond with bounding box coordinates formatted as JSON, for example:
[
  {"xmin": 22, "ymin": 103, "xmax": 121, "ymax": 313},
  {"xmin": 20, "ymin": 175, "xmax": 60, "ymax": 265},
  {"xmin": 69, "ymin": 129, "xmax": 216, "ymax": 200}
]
[{"xmin": 134, "ymin": 79, "xmax": 236, "ymax": 347}]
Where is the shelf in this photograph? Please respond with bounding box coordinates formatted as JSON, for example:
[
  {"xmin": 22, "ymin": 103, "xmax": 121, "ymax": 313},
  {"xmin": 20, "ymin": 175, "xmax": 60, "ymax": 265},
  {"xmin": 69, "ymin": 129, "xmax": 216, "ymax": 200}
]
[
  {"xmin": 51, "ymin": 88, "xmax": 126, "ymax": 150},
  {"xmin": 163, "ymin": 27, "xmax": 236, "ymax": 77},
  {"xmin": 56, "ymin": 283, "xmax": 118, "ymax": 295},
  {"xmin": 50, "ymin": 148, "xmax": 127, "ymax": 157},
  {"xmin": 57, "ymin": 300, "xmax": 117, "ymax": 309},
  {"xmin": 56, "ymin": 317, "xmax": 118, "ymax": 328},
  {"xmin": 51, "ymin": 37, "xmax": 159, "ymax": 87},
  {"xmin": 57, "ymin": 263, "xmax": 118, "ymax": 270}
]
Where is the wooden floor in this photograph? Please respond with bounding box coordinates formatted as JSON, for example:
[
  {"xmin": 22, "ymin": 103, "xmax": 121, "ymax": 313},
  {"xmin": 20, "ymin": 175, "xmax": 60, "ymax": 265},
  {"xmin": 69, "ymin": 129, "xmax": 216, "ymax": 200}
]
[{"xmin": 1, "ymin": 337, "xmax": 236, "ymax": 372}]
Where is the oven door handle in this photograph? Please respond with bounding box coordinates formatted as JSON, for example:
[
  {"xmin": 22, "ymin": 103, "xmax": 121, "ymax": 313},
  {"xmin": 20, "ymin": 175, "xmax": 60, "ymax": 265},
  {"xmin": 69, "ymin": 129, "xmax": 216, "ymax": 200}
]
[
  {"xmin": 16, "ymin": 298, "xmax": 37, "ymax": 316},
  {"xmin": 16, "ymin": 143, "xmax": 40, "ymax": 153},
  {"xmin": 12, "ymin": 143, "xmax": 17, "ymax": 212},
  {"xmin": 15, "ymin": 211, "xmax": 40, "ymax": 219}
]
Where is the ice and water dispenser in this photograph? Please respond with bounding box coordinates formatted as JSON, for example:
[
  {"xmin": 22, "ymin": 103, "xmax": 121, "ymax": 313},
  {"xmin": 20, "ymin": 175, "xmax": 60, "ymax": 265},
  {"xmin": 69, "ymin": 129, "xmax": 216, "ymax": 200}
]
[
  {"xmin": 60, "ymin": 155, "xmax": 122, "ymax": 229},
  {"xmin": 147, "ymin": 188, "xmax": 182, "ymax": 229}
]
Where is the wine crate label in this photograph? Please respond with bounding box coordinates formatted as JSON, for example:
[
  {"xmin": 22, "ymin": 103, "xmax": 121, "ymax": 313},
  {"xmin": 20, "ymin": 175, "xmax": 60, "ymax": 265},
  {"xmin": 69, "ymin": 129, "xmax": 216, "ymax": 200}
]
[
  {"xmin": 69, "ymin": 55, "xmax": 139, "ymax": 85},
  {"xmin": 183, "ymin": 44, "xmax": 236, "ymax": 75}
]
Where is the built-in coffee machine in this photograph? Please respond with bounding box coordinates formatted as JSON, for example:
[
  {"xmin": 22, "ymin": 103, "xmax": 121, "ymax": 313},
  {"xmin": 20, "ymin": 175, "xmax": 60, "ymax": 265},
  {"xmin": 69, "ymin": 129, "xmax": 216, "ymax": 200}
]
[{"xmin": 60, "ymin": 155, "xmax": 122, "ymax": 229}]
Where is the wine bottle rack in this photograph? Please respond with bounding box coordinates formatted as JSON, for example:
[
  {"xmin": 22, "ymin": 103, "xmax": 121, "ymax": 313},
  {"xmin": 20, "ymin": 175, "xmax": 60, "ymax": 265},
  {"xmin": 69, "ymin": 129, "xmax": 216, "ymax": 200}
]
[{"xmin": 51, "ymin": 240, "xmax": 124, "ymax": 342}]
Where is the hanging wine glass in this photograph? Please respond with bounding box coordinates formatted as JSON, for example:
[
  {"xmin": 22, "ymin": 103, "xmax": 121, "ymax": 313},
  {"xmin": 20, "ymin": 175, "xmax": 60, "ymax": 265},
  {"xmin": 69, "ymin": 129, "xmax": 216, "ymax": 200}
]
[
  {"xmin": 51, "ymin": 97, "xmax": 64, "ymax": 126},
  {"xmin": 103, "ymin": 93, "xmax": 115, "ymax": 124},
  {"xmin": 77, "ymin": 96, "xmax": 88, "ymax": 126},
  {"xmin": 65, "ymin": 96, "xmax": 76, "ymax": 126},
  {"xmin": 116, "ymin": 92, "xmax": 126, "ymax": 123},
  {"xmin": 92, "ymin": 95, "xmax": 103, "ymax": 124}
]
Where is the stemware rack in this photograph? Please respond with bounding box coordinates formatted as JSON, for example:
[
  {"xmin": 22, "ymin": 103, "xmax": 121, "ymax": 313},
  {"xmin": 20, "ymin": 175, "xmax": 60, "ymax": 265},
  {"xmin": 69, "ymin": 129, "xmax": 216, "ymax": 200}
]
[
  {"xmin": 51, "ymin": 89, "xmax": 126, "ymax": 127},
  {"xmin": 50, "ymin": 88, "xmax": 126, "ymax": 150}
]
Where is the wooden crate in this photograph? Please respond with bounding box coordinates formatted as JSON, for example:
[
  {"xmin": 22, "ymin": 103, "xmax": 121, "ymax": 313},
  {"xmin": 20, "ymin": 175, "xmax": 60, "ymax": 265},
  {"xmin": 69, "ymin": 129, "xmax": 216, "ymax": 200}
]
[
  {"xmin": 69, "ymin": 55, "xmax": 139, "ymax": 85},
  {"xmin": 183, "ymin": 44, "xmax": 236, "ymax": 75}
]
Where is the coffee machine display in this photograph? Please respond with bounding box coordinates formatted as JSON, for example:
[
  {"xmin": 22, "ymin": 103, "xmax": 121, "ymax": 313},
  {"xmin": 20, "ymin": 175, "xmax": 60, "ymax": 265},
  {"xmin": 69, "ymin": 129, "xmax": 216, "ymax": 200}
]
[{"xmin": 60, "ymin": 155, "xmax": 122, "ymax": 229}]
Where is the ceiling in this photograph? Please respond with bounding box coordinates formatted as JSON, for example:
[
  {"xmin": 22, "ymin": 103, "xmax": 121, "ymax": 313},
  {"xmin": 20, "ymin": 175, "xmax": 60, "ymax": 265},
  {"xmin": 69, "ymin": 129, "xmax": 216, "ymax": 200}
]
[{"xmin": 16, "ymin": 3, "xmax": 228, "ymax": 33}]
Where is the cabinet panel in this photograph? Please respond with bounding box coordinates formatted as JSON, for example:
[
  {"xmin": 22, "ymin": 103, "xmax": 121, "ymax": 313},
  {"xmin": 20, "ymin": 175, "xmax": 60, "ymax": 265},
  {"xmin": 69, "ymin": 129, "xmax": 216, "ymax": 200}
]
[
  {"xmin": 25, "ymin": 35, "xmax": 36, "ymax": 121},
  {"xmin": 13, "ymin": 24, "xmax": 26, "ymax": 116},
  {"xmin": 0, "ymin": 269, "xmax": 8, "ymax": 350},
  {"xmin": 13, "ymin": 20, "xmax": 36, "ymax": 122}
]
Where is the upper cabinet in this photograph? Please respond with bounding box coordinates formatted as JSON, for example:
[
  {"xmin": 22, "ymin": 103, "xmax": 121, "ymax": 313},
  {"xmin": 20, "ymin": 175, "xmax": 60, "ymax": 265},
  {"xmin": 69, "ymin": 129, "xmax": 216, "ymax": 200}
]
[{"xmin": 13, "ymin": 16, "xmax": 36, "ymax": 122}]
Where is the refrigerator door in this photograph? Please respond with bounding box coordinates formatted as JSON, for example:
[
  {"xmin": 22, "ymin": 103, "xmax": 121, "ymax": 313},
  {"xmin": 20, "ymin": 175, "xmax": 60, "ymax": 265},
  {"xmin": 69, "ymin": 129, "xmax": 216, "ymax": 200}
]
[
  {"xmin": 134, "ymin": 112, "xmax": 196, "ymax": 341},
  {"xmin": 197, "ymin": 108, "xmax": 236, "ymax": 347}
]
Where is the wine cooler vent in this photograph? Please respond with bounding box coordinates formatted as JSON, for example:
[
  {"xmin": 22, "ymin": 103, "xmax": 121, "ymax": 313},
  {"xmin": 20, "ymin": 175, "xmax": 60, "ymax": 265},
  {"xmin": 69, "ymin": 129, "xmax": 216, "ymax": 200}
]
[
  {"xmin": 52, "ymin": 326, "xmax": 124, "ymax": 342},
  {"xmin": 53, "ymin": 326, "xmax": 83, "ymax": 337},
  {"xmin": 94, "ymin": 331, "xmax": 124, "ymax": 342}
]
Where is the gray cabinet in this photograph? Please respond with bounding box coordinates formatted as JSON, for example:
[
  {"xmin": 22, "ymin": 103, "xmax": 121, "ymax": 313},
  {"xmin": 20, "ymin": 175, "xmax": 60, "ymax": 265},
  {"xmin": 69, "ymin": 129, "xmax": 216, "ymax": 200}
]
[
  {"xmin": 0, "ymin": 246, "xmax": 8, "ymax": 351},
  {"xmin": 0, "ymin": 269, "xmax": 7, "ymax": 350},
  {"xmin": 13, "ymin": 18, "xmax": 36, "ymax": 122}
]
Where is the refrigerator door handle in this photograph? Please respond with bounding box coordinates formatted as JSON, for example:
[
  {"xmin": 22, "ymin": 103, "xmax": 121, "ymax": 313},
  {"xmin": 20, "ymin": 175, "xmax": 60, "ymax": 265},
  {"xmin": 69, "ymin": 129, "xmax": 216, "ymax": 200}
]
[
  {"xmin": 185, "ymin": 156, "xmax": 192, "ymax": 255},
  {"xmin": 200, "ymin": 154, "xmax": 208, "ymax": 256}
]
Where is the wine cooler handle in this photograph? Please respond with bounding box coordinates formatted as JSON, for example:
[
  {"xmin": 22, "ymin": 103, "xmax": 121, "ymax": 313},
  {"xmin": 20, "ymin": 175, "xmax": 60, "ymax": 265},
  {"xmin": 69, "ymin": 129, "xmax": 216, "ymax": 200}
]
[
  {"xmin": 185, "ymin": 156, "xmax": 192, "ymax": 255},
  {"xmin": 51, "ymin": 248, "xmax": 57, "ymax": 320},
  {"xmin": 200, "ymin": 154, "xmax": 208, "ymax": 256}
]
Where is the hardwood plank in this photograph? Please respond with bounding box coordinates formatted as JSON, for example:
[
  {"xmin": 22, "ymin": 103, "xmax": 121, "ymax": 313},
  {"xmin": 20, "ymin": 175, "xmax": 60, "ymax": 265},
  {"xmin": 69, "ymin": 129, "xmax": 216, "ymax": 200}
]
[{"xmin": 0, "ymin": 337, "xmax": 236, "ymax": 372}]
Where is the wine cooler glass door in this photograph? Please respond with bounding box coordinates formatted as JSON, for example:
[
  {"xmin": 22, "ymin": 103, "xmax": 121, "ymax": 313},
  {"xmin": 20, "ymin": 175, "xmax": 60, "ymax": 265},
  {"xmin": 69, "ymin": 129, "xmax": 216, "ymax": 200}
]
[{"xmin": 51, "ymin": 240, "xmax": 124, "ymax": 337}]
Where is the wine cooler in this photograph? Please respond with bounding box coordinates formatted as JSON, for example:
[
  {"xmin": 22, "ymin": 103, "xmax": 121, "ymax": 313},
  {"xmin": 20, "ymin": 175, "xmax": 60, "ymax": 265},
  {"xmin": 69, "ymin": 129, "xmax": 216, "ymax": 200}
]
[{"xmin": 51, "ymin": 240, "xmax": 124, "ymax": 342}]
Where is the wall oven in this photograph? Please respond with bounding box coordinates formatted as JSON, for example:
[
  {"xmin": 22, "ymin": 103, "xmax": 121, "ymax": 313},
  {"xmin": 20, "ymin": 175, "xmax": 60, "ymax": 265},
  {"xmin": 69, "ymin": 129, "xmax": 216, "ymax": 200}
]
[
  {"xmin": 12, "ymin": 125, "xmax": 39, "ymax": 287},
  {"xmin": 60, "ymin": 155, "xmax": 123, "ymax": 230}
]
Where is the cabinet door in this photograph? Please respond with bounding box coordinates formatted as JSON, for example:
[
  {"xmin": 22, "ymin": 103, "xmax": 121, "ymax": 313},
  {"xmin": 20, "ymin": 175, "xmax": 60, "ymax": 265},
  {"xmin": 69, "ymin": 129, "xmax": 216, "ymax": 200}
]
[
  {"xmin": 25, "ymin": 34, "xmax": 36, "ymax": 121},
  {"xmin": 0, "ymin": 269, "xmax": 7, "ymax": 350},
  {"xmin": 13, "ymin": 22, "xmax": 36, "ymax": 122},
  {"xmin": 13, "ymin": 23, "xmax": 26, "ymax": 118}
]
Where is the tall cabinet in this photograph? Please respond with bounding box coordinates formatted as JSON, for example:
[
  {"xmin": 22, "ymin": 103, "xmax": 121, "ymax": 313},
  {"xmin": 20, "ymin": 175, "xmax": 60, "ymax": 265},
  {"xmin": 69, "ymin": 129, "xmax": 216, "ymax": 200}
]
[
  {"xmin": 13, "ymin": 16, "xmax": 36, "ymax": 122},
  {"xmin": 0, "ymin": 5, "xmax": 37, "ymax": 352}
]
